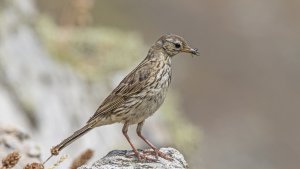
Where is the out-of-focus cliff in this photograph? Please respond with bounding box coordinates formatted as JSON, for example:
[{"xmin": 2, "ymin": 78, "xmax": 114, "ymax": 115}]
[{"xmin": 0, "ymin": 0, "xmax": 199, "ymax": 168}]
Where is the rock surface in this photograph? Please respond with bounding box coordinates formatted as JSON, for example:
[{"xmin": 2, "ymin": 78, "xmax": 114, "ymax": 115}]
[{"xmin": 78, "ymin": 147, "xmax": 188, "ymax": 169}]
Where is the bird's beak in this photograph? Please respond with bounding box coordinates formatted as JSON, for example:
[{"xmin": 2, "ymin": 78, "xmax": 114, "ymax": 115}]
[{"xmin": 183, "ymin": 46, "xmax": 200, "ymax": 56}]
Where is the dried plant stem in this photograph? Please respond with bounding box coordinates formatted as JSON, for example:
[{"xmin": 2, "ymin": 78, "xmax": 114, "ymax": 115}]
[{"xmin": 47, "ymin": 155, "xmax": 68, "ymax": 169}]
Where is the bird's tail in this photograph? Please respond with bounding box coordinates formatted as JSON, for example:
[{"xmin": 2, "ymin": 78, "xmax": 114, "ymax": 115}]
[
  {"xmin": 43, "ymin": 123, "xmax": 93, "ymax": 164},
  {"xmin": 53, "ymin": 124, "xmax": 93, "ymax": 153}
]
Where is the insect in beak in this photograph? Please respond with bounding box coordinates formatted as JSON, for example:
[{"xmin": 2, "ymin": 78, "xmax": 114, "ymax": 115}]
[{"xmin": 183, "ymin": 46, "xmax": 200, "ymax": 56}]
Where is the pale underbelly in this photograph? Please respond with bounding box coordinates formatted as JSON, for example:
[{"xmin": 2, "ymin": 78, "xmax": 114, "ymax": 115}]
[{"xmin": 124, "ymin": 97, "xmax": 163, "ymax": 124}]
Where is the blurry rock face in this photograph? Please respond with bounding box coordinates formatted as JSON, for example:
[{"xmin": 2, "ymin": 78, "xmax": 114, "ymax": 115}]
[
  {"xmin": 79, "ymin": 148, "xmax": 189, "ymax": 169},
  {"xmin": 0, "ymin": 1, "xmax": 199, "ymax": 169},
  {"xmin": 0, "ymin": 0, "xmax": 169, "ymax": 167}
]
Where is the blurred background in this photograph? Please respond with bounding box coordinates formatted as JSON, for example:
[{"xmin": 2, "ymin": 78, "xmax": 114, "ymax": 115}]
[{"xmin": 0, "ymin": 0, "xmax": 300, "ymax": 169}]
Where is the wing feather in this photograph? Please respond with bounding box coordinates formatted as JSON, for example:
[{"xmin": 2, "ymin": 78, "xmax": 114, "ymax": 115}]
[{"xmin": 87, "ymin": 60, "xmax": 153, "ymax": 123}]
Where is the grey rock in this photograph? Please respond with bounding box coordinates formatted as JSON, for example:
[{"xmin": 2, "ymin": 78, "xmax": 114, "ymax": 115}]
[{"xmin": 79, "ymin": 147, "xmax": 188, "ymax": 169}]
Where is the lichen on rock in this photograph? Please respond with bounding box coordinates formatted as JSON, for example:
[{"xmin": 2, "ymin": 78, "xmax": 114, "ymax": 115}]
[{"xmin": 78, "ymin": 147, "xmax": 189, "ymax": 169}]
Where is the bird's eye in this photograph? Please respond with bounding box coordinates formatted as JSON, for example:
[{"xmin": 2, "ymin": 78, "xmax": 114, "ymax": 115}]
[{"xmin": 174, "ymin": 43, "xmax": 181, "ymax": 48}]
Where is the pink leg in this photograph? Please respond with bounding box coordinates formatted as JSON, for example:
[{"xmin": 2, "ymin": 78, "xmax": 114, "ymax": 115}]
[
  {"xmin": 136, "ymin": 121, "xmax": 171, "ymax": 160},
  {"xmin": 122, "ymin": 122, "xmax": 154, "ymax": 161}
]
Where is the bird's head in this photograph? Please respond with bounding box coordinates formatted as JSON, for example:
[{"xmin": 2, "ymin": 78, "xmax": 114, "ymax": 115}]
[{"xmin": 156, "ymin": 34, "xmax": 200, "ymax": 57}]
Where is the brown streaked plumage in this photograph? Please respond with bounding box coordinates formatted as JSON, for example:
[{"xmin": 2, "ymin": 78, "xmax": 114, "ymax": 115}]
[{"xmin": 44, "ymin": 34, "xmax": 199, "ymax": 163}]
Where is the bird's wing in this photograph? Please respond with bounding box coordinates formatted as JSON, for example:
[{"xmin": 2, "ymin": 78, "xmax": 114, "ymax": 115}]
[{"xmin": 87, "ymin": 60, "xmax": 153, "ymax": 123}]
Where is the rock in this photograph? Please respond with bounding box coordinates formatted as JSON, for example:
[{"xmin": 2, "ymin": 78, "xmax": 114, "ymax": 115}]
[{"xmin": 78, "ymin": 147, "xmax": 188, "ymax": 169}]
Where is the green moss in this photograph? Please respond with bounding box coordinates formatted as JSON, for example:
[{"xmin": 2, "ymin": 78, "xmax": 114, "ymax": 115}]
[{"xmin": 36, "ymin": 16, "xmax": 146, "ymax": 81}]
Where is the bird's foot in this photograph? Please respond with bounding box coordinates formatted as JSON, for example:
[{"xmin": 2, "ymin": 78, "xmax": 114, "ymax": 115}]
[
  {"xmin": 143, "ymin": 149, "xmax": 172, "ymax": 161},
  {"xmin": 126, "ymin": 150, "xmax": 156, "ymax": 161}
]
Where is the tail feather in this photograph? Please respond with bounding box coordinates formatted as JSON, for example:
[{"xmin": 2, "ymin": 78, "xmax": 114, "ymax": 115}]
[
  {"xmin": 43, "ymin": 124, "xmax": 94, "ymax": 165},
  {"xmin": 53, "ymin": 124, "xmax": 92, "ymax": 153}
]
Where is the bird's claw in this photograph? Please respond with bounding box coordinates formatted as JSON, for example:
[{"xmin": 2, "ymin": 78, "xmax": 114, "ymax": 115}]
[
  {"xmin": 142, "ymin": 149, "xmax": 172, "ymax": 161},
  {"xmin": 126, "ymin": 150, "xmax": 156, "ymax": 161}
]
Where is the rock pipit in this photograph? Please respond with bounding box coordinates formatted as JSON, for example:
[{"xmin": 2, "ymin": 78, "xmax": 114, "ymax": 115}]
[{"xmin": 44, "ymin": 34, "xmax": 199, "ymax": 163}]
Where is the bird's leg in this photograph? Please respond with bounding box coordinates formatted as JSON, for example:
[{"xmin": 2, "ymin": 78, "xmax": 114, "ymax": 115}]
[
  {"xmin": 122, "ymin": 122, "xmax": 154, "ymax": 161},
  {"xmin": 136, "ymin": 121, "xmax": 172, "ymax": 160}
]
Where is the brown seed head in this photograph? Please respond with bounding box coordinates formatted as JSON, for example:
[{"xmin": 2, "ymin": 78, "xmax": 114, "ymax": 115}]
[
  {"xmin": 50, "ymin": 147, "xmax": 59, "ymax": 156},
  {"xmin": 1, "ymin": 151, "xmax": 21, "ymax": 168},
  {"xmin": 23, "ymin": 163, "xmax": 44, "ymax": 169},
  {"xmin": 70, "ymin": 149, "xmax": 94, "ymax": 169}
]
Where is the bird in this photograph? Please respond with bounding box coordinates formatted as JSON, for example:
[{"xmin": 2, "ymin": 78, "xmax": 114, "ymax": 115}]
[{"xmin": 44, "ymin": 34, "xmax": 199, "ymax": 164}]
